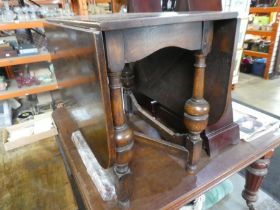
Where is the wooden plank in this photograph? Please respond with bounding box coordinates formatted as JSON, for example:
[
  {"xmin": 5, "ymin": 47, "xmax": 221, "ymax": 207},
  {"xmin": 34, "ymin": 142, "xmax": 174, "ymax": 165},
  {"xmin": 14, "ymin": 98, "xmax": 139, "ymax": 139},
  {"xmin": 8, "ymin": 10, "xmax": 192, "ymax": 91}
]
[
  {"xmin": 250, "ymin": 7, "xmax": 280, "ymax": 13},
  {"xmin": 0, "ymin": 80, "xmax": 57, "ymax": 100},
  {"xmin": 243, "ymin": 50, "xmax": 269, "ymax": 58},
  {"xmin": 0, "ymin": 53, "xmax": 51, "ymax": 67},
  {"xmin": 0, "ymin": 20, "xmax": 44, "ymax": 31},
  {"xmin": 246, "ymin": 30, "xmax": 273, "ymax": 36}
]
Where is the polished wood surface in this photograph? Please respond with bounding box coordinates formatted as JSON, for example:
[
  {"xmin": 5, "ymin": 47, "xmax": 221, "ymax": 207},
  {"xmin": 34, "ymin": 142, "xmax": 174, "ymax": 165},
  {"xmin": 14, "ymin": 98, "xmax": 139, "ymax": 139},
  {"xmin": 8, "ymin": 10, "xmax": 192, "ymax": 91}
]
[
  {"xmin": 176, "ymin": 0, "xmax": 222, "ymax": 11},
  {"xmin": 47, "ymin": 11, "xmax": 237, "ymax": 31},
  {"xmin": 242, "ymin": 150, "xmax": 275, "ymax": 210},
  {"xmin": 46, "ymin": 13, "xmax": 242, "ymax": 206},
  {"xmin": 0, "ymin": 138, "xmax": 77, "ymax": 210},
  {"xmin": 53, "ymin": 108, "xmax": 280, "ymax": 210},
  {"xmin": 184, "ymin": 52, "xmax": 209, "ymax": 173},
  {"xmin": 46, "ymin": 11, "xmax": 239, "ymax": 170}
]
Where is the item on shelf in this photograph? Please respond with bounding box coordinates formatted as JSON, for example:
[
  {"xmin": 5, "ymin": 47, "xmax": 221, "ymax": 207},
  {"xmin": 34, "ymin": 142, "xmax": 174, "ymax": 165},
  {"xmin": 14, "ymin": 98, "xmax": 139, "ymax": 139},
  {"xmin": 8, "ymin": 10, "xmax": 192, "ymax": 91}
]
[
  {"xmin": 1, "ymin": 0, "xmax": 14, "ymax": 22},
  {"xmin": 240, "ymin": 57, "xmax": 253, "ymax": 73},
  {"xmin": 258, "ymin": 40, "xmax": 270, "ymax": 52},
  {"xmin": 0, "ymin": 76, "xmax": 8, "ymax": 91},
  {"xmin": 253, "ymin": 15, "xmax": 270, "ymax": 26},
  {"xmin": 244, "ymin": 39, "xmax": 255, "ymax": 50},
  {"xmin": 256, "ymin": 0, "xmax": 274, "ymax": 7},
  {"xmin": 0, "ymin": 36, "xmax": 18, "ymax": 49},
  {"xmin": 15, "ymin": 69, "xmax": 40, "ymax": 88},
  {"xmin": 29, "ymin": 66, "xmax": 54, "ymax": 84},
  {"xmin": 0, "ymin": 100, "xmax": 12, "ymax": 128},
  {"xmin": 251, "ymin": 40, "xmax": 260, "ymax": 51},
  {"xmin": 2, "ymin": 112, "xmax": 57, "ymax": 151},
  {"xmin": 0, "ymin": 45, "xmax": 17, "ymax": 58},
  {"xmin": 18, "ymin": 44, "xmax": 39, "ymax": 56},
  {"xmin": 252, "ymin": 58, "xmax": 267, "ymax": 76},
  {"xmin": 260, "ymin": 24, "xmax": 273, "ymax": 31},
  {"xmin": 16, "ymin": 110, "xmax": 34, "ymax": 123}
]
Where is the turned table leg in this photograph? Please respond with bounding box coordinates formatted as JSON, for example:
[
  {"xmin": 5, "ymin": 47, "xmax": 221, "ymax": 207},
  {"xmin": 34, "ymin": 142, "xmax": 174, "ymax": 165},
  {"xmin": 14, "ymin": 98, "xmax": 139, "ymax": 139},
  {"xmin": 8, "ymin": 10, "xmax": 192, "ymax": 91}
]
[
  {"xmin": 108, "ymin": 71, "xmax": 134, "ymax": 208},
  {"xmin": 242, "ymin": 150, "xmax": 274, "ymax": 210},
  {"xmin": 184, "ymin": 52, "xmax": 209, "ymax": 173}
]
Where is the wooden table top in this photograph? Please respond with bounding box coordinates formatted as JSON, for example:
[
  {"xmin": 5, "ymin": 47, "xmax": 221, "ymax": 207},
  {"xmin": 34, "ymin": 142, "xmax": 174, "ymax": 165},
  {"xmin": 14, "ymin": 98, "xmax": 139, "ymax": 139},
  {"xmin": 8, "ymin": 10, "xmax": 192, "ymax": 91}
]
[
  {"xmin": 46, "ymin": 11, "xmax": 237, "ymax": 31},
  {"xmin": 53, "ymin": 108, "xmax": 280, "ymax": 210}
]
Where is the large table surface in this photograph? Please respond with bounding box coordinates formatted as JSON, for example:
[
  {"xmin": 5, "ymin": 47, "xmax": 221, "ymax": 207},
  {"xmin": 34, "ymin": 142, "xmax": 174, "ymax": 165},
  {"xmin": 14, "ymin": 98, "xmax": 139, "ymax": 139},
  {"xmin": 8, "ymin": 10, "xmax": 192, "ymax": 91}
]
[
  {"xmin": 46, "ymin": 11, "xmax": 237, "ymax": 31},
  {"xmin": 53, "ymin": 108, "xmax": 280, "ymax": 210}
]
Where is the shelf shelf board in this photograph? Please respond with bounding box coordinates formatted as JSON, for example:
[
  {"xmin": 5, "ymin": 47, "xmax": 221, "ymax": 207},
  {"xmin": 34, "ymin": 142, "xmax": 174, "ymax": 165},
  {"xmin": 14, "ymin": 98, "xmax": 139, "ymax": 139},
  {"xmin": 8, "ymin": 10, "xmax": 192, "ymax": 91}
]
[
  {"xmin": 0, "ymin": 53, "xmax": 51, "ymax": 67},
  {"xmin": 0, "ymin": 20, "xmax": 44, "ymax": 31},
  {"xmin": 243, "ymin": 50, "xmax": 269, "ymax": 58},
  {"xmin": 250, "ymin": 7, "xmax": 280, "ymax": 13},
  {"xmin": 246, "ymin": 30, "xmax": 274, "ymax": 36},
  {"xmin": 0, "ymin": 75, "xmax": 96, "ymax": 100},
  {"xmin": 0, "ymin": 80, "xmax": 57, "ymax": 100}
]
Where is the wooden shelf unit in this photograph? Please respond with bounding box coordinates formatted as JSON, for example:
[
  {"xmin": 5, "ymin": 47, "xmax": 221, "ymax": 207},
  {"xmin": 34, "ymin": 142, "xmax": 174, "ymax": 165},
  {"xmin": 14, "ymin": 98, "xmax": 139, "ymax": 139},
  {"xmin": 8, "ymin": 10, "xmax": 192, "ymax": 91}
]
[
  {"xmin": 0, "ymin": 21, "xmax": 53, "ymax": 99},
  {"xmin": 0, "ymin": 53, "xmax": 51, "ymax": 67},
  {"xmin": 0, "ymin": 20, "xmax": 44, "ymax": 31},
  {"xmin": 243, "ymin": 50, "xmax": 269, "ymax": 58},
  {"xmin": 0, "ymin": 80, "xmax": 58, "ymax": 100},
  {"xmin": 246, "ymin": 30, "xmax": 273, "ymax": 36},
  {"xmin": 0, "ymin": 76, "xmax": 95, "ymax": 100},
  {"xmin": 250, "ymin": 7, "xmax": 280, "ymax": 13},
  {"xmin": 245, "ymin": 5, "xmax": 280, "ymax": 79}
]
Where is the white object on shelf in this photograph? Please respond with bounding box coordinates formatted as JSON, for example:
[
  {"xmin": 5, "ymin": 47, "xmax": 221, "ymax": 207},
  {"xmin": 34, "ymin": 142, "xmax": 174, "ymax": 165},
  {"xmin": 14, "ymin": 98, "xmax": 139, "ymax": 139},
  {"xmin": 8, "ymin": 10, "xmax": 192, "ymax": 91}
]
[
  {"xmin": 1, "ymin": 112, "xmax": 57, "ymax": 151},
  {"xmin": 0, "ymin": 100, "xmax": 12, "ymax": 128}
]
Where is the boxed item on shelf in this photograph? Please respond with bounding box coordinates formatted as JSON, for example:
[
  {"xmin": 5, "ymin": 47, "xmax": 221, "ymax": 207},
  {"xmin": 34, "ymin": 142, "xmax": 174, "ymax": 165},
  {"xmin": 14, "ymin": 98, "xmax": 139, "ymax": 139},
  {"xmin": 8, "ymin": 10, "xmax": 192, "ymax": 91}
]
[
  {"xmin": 0, "ymin": 46, "xmax": 17, "ymax": 58},
  {"xmin": 18, "ymin": 44, "xmax": 39, "ymax": 56},
  {"xmin": 1, "ymin": 111, "xmax": 58, "ymax": 151}
]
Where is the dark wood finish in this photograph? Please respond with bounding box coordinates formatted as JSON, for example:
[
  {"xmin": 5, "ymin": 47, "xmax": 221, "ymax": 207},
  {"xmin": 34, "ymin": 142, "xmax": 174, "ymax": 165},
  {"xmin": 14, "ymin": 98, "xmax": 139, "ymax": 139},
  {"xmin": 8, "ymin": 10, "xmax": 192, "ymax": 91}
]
[
  {"xmin": 45, "ymin": 24, "xmax": 115, "ymax": 168},
  {"xmin": 47, "ymin": 12, "xmax": 238, "ymax": 31},
  {"xmin": 176, "ymin": 0, "xmax": 222, "ymax": 11},
  {"xmin": 128, "ymin": 0, "xmax": 161, "ymax": 12},
  {"xmin": 108, "ymin": 71, "xmax": 134, "ymax": 207},
  {"xmin": 184, "ymin": 52, "xmax": 209, "ymax": 173},
  {"xmin": 53, "ymin": 108, "xmax": 280, "ymax": 210},
  {"xmin": 242, "ymin": 150, "xmax": 274, "ymax": 210},
  {"xmin": 46, "ymin": 12, "xmax": 240, "ymax": 206}
]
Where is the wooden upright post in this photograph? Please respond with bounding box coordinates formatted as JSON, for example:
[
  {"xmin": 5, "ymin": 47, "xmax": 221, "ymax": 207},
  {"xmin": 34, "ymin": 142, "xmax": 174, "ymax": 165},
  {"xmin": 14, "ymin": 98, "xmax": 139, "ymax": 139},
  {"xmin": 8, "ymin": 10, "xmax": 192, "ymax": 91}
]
[
  {"xmin": 184, "ymin": 52, "xmax": 209, "ymax": 173},
  {"xmin": 108, "ymin": 71, "xmax": 134, "ymax": 207}
]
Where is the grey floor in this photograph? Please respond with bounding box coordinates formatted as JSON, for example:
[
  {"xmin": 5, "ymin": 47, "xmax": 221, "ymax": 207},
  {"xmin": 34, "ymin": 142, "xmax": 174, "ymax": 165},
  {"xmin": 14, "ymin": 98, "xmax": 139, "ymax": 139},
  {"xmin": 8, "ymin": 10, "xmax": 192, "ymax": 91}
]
[{"xmin": 210, "ymin": 73, "xmax": 280, "ymax": 210}]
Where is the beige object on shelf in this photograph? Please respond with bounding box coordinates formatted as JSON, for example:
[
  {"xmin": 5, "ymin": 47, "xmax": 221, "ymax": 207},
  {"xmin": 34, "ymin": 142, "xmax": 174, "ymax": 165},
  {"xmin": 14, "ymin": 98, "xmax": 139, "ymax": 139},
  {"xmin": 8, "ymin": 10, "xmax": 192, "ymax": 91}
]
[{"xmin": 1, "ymin": 112, "xmax": 58, "ymax": 151}]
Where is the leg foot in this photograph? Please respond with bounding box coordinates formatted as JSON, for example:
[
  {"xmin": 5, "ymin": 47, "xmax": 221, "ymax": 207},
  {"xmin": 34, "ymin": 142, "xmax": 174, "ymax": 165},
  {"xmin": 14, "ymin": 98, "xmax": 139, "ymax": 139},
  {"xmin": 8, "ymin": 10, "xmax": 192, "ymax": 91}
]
[{"xmin": 242, "ymin": 151, "xmax": 274, "ymax": 209}]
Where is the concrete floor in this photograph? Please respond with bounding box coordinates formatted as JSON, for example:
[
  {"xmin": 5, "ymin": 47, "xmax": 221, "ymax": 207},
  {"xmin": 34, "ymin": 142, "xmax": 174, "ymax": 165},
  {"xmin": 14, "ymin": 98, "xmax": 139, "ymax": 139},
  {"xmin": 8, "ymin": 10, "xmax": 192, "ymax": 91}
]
[
  {"xmin": 232, "ymin": 73, "xmax": 280, "ymax": 117},
  {"xmin": 211, "ymin": 73, "xmax": 280, "ymax": 210}
]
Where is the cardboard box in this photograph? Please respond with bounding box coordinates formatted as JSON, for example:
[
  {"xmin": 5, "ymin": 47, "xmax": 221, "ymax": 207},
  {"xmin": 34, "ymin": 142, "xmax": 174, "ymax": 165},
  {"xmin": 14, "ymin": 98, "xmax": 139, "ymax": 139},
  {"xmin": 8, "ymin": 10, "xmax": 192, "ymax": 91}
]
[{"xmin": 1, "ymin": 112, "xmax": 57, "ymax": 151}]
